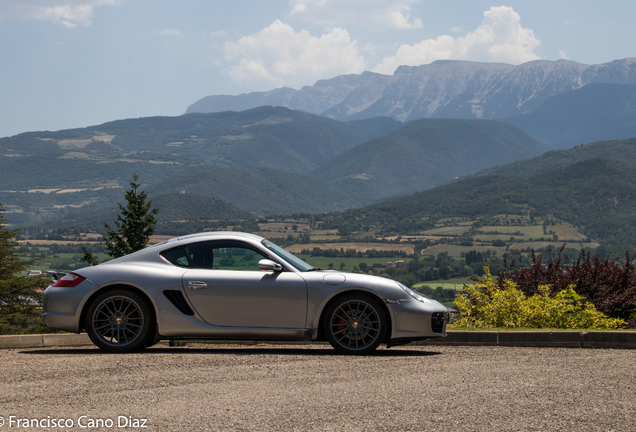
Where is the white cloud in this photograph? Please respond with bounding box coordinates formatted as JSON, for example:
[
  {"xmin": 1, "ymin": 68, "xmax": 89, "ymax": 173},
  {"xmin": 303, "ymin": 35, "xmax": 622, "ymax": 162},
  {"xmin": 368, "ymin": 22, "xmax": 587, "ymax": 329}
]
[
  {"xmin": 0, "ymin": 0, "xmax": 119, "ymax": 27},
  {"xmin": 373, "ymin": 6, "xmax": 540, "ymax": 74},
  {"xmin": 223, "ymin": 20, "xmax": 365, "ymax": 89},
  {"xmin": 288, "ymin": 0, "xmax": 422, "ymax": 30},
  {"xmin": 559, "ymin": 50, "xmax": 568, "ymax": 60}
]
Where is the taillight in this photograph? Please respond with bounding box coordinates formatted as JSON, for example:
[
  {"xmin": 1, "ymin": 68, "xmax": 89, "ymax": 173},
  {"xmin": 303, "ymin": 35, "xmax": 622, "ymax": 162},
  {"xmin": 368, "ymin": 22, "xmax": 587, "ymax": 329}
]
[{"xmin": 51, "ymin": 272, "xmax": 86, "ymax": 287}]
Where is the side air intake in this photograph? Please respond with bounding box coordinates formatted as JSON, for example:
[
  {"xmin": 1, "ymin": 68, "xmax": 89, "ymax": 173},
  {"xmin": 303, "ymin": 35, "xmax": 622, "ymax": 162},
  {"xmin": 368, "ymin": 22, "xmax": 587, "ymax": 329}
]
[{"xmin": 163, "ymin": 290, "xmax": 195, "ymax": 316}]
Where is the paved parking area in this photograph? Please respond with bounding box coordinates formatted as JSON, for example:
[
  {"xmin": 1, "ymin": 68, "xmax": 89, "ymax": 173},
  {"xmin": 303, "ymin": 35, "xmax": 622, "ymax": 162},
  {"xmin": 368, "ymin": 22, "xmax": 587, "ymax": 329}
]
[{"xmin": 0, "ymin": 344, "xmax": 634, "ymax": 431}]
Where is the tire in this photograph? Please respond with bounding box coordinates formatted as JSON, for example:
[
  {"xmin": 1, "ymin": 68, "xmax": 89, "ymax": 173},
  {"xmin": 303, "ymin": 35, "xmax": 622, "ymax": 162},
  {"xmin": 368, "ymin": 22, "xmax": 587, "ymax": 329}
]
[
  {"xmin": 141, "ymin": 331, "xmax": 162, "ymax": 349},
  {"xmin": 324, "ymin": 293, "xmax": 387, "ymax": 355},
  {"xmin": 85, "ymin": 289, "xmax": 154, "ymax": 353}
]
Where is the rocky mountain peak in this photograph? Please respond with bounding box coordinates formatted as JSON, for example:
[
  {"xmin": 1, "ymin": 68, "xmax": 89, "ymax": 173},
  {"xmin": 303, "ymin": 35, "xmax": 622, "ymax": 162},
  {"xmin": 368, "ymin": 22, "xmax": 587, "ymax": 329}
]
[{"xmin": 186, "ymin": 58, "xmax": 636, "ymax": 122}]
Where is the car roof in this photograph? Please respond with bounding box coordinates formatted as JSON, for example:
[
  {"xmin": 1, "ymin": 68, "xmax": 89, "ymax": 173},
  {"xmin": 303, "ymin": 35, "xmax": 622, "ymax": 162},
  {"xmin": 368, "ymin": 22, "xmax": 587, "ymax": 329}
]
[
  {"xmin": 174, "ymin": 231, "xmax": 265, "ymax": 243},
  {"xmin": 148, "ymin": 231, "xmax": 266, "ymax": 250},
  {"xmin": 99, "ymin": 231, "xmax": 268, "ymax": 266}
]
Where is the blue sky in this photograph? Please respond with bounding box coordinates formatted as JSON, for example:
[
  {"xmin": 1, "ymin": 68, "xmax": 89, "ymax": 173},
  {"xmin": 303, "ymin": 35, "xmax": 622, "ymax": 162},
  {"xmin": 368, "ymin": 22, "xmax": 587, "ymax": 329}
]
[{"xmin": 1, "ymin": 0, "xmax": 636, "ymax": 138}]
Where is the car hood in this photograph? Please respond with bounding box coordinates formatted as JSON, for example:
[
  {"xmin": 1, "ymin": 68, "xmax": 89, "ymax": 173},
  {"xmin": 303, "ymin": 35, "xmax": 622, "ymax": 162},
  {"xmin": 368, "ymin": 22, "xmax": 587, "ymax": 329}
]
[{"xmin": 302, "ymin": 270, "xmax": 448, "ymax": 309}]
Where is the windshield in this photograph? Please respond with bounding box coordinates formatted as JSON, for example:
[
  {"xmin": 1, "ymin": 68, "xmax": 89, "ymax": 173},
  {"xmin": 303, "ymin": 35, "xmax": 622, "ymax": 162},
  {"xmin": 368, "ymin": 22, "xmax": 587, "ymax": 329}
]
[{"xmin": 261, "ymin": 239, "xmax": 315, "ymax": 272}]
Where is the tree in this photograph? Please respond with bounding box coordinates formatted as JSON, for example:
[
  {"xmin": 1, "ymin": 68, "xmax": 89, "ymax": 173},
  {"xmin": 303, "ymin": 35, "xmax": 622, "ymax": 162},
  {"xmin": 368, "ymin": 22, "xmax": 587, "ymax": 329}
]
[
  {"xmin": 104, "ymin": 173, "xmax": 159, "ymax": 258},
  {"xmin": 0, "ymin": 203, "xmax": 50, "ymax": 334},
  {"xmin": 81, "ymin": 246, "xmax": 99, "ymax": 266}
]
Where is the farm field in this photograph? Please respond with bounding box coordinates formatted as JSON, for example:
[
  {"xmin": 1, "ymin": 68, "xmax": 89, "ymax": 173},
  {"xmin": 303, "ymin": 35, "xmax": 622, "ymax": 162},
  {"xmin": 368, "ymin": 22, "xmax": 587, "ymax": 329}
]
[
  {"xmin": 420, "ymin": 244, "xmax": 507, "ymax": 257},
  {"xmin": 414, "ymin": 276, "xmax": 475, "ymax": 291},
  {"xmin": 17, "ymin": 213, "xmax": 598, "ymax": 283},
  {"xmin": 479, "ymin": 225, "xmax": 544, "ymax": 236},
  {"xmin": 26, "ymin": 251, "xmax": 110, "ymax": 273},
  {"xmin": 511, "ymin": 241, "xmax": 600, "ymax": 250},
  {"xmin": 297, "ymin": 255, "xmax": 409, "ymax": 272},
  {"xmin": 421, "ymin": 226, "xmax": 472, "ymax": 235},
  {"xmin": 286, "ymin": 242, "xmax": 415, "ymax": 254}
]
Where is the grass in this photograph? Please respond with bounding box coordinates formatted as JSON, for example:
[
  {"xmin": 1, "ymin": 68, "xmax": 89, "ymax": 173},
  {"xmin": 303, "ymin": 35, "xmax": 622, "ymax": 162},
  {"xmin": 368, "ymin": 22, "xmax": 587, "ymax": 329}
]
[
  {"xmin": 421, "ymin": 244, "xmax": 507, "ymax": 257},
  {"xmin": 474, "ymin": 234, "xmax": 524, "ymax": 241},
  {"xmin": 25, "ymin": 245, "xmax": 111, "ymax": 272},
  {"xmin": 310, "ymin": 235, "xmax": 342, "ymax": 241},
  {"xmin": 549, "ymin": 223, "xmax": 587, "ymax": 241},
  {"xmin": 480, "ymin": 225, "xmax": 543, "ymax": 237},
  {"xmin": 511, "ymin": 241, "xmax": 600, "ymax": 250},
  {"xmin": 25, "ymin": 250, "xmax": 110, "ymax": 272},
  {"xmin": 414, "ymin": 276, "xmax": 475, "ymax": 291},
  {"xmin": 422, "ymin": 226, "xmax": 471, "ymax": 235}
]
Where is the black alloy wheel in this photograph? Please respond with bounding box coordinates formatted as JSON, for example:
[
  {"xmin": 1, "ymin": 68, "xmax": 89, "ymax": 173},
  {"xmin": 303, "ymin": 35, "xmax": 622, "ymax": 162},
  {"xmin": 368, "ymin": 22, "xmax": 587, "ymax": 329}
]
[
  {"xmin": 324, "ymin": 293, "xmax": 387, "ymax": 355},
  {"xmin": 85, "ymin": 289, "xmax": 154, "ymax": 353}
]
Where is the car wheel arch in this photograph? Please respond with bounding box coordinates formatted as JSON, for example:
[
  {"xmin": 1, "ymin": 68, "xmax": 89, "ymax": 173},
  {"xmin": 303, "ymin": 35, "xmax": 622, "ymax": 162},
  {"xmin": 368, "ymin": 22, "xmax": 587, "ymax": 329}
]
[
  {"xmin": 79, "ymin": 284, "xmax": 158, "ymax": 334},
  {"xmin": 316, "ymin": 289, "xmax": 392, "ymax": 344}
]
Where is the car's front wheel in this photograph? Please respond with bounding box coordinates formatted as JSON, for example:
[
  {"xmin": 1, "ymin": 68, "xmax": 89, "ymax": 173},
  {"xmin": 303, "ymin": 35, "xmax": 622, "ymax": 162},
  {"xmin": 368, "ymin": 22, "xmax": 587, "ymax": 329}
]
[
  {"xmin": 85, "ymin": 289, "xmax": 154, "ymax": 353},
  {"xmin": 324, "ymin": 293, "xmax": 387, "ymax": 355}
]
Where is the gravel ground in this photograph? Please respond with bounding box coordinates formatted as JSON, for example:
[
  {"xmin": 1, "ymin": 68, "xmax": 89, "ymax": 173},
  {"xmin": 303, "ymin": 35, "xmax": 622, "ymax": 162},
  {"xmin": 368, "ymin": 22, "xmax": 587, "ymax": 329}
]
[{"xmin": 0, "ymin": 343, "xmax": 634, "ymax": 431}]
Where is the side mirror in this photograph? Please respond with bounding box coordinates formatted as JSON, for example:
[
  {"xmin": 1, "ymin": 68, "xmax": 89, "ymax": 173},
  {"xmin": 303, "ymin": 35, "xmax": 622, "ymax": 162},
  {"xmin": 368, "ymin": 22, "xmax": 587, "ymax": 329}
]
[{"xmin": 258, "ymin": 259, "xmax": 283, "ymax": 272}]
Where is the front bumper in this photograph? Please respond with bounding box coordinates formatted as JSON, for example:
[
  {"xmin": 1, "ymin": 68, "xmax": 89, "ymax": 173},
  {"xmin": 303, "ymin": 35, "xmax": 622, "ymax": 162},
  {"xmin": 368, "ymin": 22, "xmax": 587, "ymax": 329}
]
[{"xmin": 387, "ymin": 297, "xmax": 449, "ymax": 341}]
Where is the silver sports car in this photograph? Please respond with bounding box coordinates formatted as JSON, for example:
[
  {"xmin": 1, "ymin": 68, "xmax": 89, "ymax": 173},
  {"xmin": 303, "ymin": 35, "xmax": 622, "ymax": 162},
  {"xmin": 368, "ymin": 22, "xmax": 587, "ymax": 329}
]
[{"xmin": 43, "ymin": 232, "xmax": 450, "ymax": 354}]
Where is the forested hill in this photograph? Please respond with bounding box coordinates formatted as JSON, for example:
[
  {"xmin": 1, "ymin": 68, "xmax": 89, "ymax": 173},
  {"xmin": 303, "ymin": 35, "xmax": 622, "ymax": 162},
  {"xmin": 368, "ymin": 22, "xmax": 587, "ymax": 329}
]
[
  {"xmin": 313, "ymin": 118, "xmax": 549, "ymax": 198},
  {"xmin": 474, "ymin": 137, "xmax": 636, "ymax": 179},
  {"xmin": 502, "ymin": 83, "xmax": 636, "ymax": 149},
  {"xmin": 42, "ymin": 192, "xmax": 255, "ymax": 234},
  {"xmin": 0, "ymin": 106, "xmax": 385, "ymax": 175},
  {"xmin": 323, "ymin": 158, "xmax": 636, "ymax": 251},
  {"xmin": 151, "ymin": 192, "xmax": 254, "ymax": 221},
  {"xmin": 146, "ymin": 165, "xmax": 372, "ymax": 215}
]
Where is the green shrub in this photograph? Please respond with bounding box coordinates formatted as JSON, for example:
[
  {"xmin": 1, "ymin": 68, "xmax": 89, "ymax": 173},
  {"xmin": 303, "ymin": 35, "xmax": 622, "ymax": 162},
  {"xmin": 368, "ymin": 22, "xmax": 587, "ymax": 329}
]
[{"xmin": 451, "ymin": 267, "xmax": 626, "ymax": 329}]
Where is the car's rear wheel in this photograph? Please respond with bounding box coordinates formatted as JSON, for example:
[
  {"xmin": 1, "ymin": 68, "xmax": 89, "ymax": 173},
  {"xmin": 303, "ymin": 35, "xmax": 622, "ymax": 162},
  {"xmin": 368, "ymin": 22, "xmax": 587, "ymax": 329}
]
[
  {"xmin": 324, "ymin": 293, "xmax": 387, "ymax": 355},
  {"xmin": 85, "ymin": 289, "xmax": 153, "ymax": 353}
]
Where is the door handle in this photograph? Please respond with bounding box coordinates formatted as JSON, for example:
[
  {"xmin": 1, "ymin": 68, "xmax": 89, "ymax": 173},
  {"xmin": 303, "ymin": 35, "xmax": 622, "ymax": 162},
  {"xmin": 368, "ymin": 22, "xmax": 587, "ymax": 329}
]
[{"xmin": 187, "ymin": 281, "xmax": 208, "ymax": 290}]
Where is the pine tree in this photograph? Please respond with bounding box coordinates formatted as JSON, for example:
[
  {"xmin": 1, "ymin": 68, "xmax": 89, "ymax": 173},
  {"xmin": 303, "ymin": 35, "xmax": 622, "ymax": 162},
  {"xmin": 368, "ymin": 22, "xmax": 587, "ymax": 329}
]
[
  {"xmin": 0, "ymin": 203, "xmax": 50, "ymax": 334},
  {"xmin": 103, "ymin": 173, "xmax": 159, "ymax": 258},
  {"xmin": 81, "ymin": 246, "xmax": 99, "ymax": 266}
]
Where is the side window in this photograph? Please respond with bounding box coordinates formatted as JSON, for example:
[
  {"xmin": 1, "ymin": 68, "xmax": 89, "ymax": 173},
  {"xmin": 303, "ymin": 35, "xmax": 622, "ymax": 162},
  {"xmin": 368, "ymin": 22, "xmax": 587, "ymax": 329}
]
[
  {"xmin": 161, "ymin": 247, "xmax": 190, "ymax": 267},
  {"xmin": 213, "ymin": 245, "xmax": 265, "ymax": 270},
  {"xmin": 162, "ymin": 240, "xmax": 269, "ymax": 271},
  {"xmin": 187, "ymin": 242, "xmax": 215, "ymax": 269}
]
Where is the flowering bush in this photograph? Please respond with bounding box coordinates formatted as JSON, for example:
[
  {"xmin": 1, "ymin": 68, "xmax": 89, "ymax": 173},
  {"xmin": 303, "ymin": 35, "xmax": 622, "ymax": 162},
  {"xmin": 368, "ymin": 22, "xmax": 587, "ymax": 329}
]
[{"xmin": 451, "ymin": 267, "xmax": 627, "ymax": 329}]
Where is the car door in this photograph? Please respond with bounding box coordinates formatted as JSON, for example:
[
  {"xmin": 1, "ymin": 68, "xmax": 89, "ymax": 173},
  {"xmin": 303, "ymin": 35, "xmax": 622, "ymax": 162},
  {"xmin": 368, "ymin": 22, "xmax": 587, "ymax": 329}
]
[{"xmin": 179, "ymin": 240, "xmax": 308, "ymax": 328}]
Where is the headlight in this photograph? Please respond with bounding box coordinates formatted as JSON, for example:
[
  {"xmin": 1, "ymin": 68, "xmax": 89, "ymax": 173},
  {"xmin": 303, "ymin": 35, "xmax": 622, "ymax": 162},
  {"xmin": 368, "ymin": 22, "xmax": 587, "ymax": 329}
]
[{"xmin": 395, "ymin": 281, "xmax": 430, "ymax": 303}]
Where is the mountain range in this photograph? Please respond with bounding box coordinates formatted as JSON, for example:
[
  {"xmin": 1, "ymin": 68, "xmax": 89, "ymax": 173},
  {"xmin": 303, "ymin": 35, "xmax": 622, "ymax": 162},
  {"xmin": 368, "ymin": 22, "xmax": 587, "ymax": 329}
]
[
  {"xmin": 187, "ymin": 58, "xmax": 636, "ymax": 123},
  {"xmin": 4, "ymin": 57, "xmax": 636, "ymax": 251}
]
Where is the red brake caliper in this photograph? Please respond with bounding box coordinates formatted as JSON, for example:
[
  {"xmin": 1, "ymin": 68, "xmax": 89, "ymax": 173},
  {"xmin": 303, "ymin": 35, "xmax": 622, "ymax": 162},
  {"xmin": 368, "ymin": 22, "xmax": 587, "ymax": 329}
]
[
  {"xmin": 126, "ymin": 305, "xmax": 139, "ymax": 327},
  {"xmin": 337, "ymin": 313, "xmax": 347, "ymax": 332}
]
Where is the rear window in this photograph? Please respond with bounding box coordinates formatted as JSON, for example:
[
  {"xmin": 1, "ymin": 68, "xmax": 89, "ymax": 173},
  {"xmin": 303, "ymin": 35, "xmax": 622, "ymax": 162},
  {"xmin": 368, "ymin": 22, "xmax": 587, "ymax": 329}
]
[{"xmin": 161, "ymin": 247, "xmax": 190, "ymax": 267}]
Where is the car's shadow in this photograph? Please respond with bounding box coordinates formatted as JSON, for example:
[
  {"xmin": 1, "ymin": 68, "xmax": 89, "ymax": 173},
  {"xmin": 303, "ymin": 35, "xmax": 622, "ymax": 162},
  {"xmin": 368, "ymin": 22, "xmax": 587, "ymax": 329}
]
[{"xmin": 23, "ymin": 346, "xmax": 442, "ymax": 357}]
